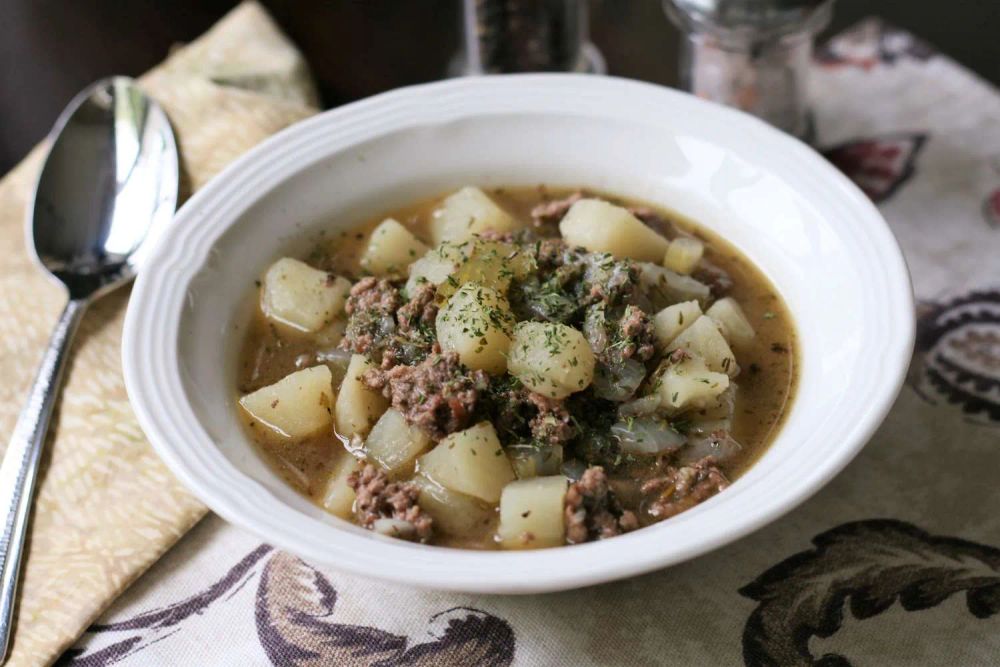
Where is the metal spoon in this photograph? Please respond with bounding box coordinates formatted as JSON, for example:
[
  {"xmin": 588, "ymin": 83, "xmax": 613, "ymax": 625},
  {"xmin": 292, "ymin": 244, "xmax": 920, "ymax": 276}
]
[{"xmin": 0, "ymin": 77, "xmax": 178, "ymax": 660}]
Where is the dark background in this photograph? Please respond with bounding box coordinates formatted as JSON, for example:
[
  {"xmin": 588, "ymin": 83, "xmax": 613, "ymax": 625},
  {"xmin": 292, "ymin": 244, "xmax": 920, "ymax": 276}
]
[{"xmin": 1, "ymin": 0, "xmax": 998, "ymax": 174}]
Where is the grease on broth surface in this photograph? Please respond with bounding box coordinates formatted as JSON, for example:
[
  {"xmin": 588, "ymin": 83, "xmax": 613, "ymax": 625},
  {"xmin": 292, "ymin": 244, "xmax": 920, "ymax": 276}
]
[{"xmin": 236, "ymin": 186, "xmax": 797, "ymax": 549}]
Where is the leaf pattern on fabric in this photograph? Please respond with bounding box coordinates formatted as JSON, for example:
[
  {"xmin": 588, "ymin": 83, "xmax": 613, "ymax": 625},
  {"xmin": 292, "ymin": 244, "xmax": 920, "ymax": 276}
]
[
  {"xmin": 57, "ymin": 545, "xmax": 274, "ymax": 666},
  {"xmin": 739, "ymin": 520, "xmax": 1000, "ymax": 667},
  {"xmin": 822, "ymin": 133, "xmax": 926, "ymax": 202},
  {"xmin": 62, "ymin": 545, "xmax": 516, "ymax": 667},
  {"xmin": 909, "ymin": 289, "xmax": 1000, "ymax": 423},
  {"xmin": 255, "ymin": 552, "xmax": 515, "ymax": 667}
]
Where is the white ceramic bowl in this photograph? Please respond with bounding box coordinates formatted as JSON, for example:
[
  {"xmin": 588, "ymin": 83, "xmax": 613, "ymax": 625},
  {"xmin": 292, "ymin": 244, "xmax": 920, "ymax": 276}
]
[{"xmin": 122, "ymin": 75, "xmax": 914, "ymax": 594}]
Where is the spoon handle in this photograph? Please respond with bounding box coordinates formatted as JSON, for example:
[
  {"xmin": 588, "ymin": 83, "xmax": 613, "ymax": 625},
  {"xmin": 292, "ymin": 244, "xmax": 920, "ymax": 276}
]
[{"xmin": 0, "ymin": 298, "xmax": 87, "ymax": 660}]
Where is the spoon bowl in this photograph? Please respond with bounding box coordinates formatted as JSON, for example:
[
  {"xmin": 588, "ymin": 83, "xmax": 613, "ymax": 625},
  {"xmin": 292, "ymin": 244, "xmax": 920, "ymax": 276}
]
[
  {"xmin": 0, "ymin": 76, "xmax": 178, "ymax": 660},
  {"xmin": 29, "ymin": 76, "xmax": 177, "ymax": 297}
]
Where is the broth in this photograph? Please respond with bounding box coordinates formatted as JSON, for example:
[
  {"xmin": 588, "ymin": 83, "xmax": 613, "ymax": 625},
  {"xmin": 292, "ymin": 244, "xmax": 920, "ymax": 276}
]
[{"xmin": 236, "ymin": 186, "xmax": 796, "ymax": 549}]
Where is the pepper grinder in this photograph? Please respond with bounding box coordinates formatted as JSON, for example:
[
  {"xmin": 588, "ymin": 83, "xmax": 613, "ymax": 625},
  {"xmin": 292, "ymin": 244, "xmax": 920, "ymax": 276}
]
[
  {"xmin": 664, "ymin": 0, "xmax": 833, "ymax": 139},
  {"xmin": 452, "ymin": 0, "xmax": 605, "ymax": 75}
]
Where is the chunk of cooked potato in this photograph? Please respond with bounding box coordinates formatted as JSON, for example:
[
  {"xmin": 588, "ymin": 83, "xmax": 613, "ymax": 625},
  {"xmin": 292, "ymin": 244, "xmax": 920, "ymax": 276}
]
[
  {"xmin": 261, "ymin": 258, "xmax": 351, "ymax": 333},
  {"xmin": 417, "ymin": 422, "xmax": 515, "ymax": 503},
  {"xmin": 436, "ymin": 282, "xmax": 514, "ymax": 374},
  {"xmin": 360, "ymin": 218, "xmax": 429, "ymax": 276},
  {"xmin": 652, "ymin": 300, "xmax": 703, "ymax": 348},
  {"xmin": 335, "ymin": 354, "xmax": 389, "ymax": 438},
  {"xmin": 656, "ymin": 354, "xmax": 730, "ymax": 411},
  {"xmin": 428, "ymin": 186, "xmax": 523, "ymax": 245},
  {"xmin": 321, "ymin": 453, "xmax": 361, "ymax": 519},
  {"xmin": 497, "ymin": 476, "xmax": 568, "ymax": 549},
  {"xmin": 405, "ymin": 245, "xmax": 461, "ymax": 296},
  {"xmin": 662, "ymin": 237, "xmax": 704, "ymax": 275},
  {"xmin": 364, "ymin": 408, "xmax": 430, "ymax": 475},
  {"xmin": 239, "ymin": 365, "xmax": 334, "ymax": 439},
  {"xmin": 667, "ymin": 315, "xmax": 739, "ymax": 377},
  {"xmin": 559, "ymin": 199, "xmax": 670, "ymax": 262},
  {"xmin": 508, "ymin": 321, "xmax": 595, "ymax": 399},
  {"xmin": 706, "ymin": 297, "xmax": 756, "ymax": 349},
  {"xmin": 406, "ymin": 237, "xmax": 535, "ymax": 298},
  {"xmin": 436, "ymin": 239, "xmax": 535, "ymax": 298},
  {"xmin": 411, "ymin": 474, "xmax": 495, "ymax": 536}
]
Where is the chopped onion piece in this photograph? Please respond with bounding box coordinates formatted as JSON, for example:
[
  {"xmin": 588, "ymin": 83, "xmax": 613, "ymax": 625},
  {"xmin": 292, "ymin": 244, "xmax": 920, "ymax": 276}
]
[
  {"xmin": 592, "ymin": 358, "xmax": 646, "ymax": 401},
  {"xmin": 637, "ymin": 262, "xmax": 711, "ymax": 310},
  {"xmin": 611, "ymin": 418, "xmax": 686, "ymax": 455},
  {"xmin": 507, "ymin": 443, "xmax": 564, "ymax": 479},
  {"xmin": 618, "ymin": 394, "xmax": 662, "ymax": 419}
]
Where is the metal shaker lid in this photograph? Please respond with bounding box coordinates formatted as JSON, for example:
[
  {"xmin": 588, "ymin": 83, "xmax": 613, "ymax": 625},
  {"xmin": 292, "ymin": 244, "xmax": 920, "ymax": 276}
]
[{"xmin": 664, "ymin": 0, "xmax": 833, "ymax": 41}]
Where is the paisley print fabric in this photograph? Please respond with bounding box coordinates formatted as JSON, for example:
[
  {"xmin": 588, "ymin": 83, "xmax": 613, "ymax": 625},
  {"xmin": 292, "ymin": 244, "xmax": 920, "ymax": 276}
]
[
  {"xmin": 38, "ymin": 14, "xmax": 1000, "ymax": 667},
  {"xmin": 61, "ymin": 542, "xmax": 514, "ymax": 667},
  {"xmin": 910, "ymin": 291, "xmax": 1000, "ymax": 423}
]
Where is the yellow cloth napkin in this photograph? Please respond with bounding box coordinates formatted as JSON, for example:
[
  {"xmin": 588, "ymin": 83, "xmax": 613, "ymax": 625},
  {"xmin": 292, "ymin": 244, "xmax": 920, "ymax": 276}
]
[{"xmin": 0, "ymin": 4, "xmax": 318, "ymax": 664}]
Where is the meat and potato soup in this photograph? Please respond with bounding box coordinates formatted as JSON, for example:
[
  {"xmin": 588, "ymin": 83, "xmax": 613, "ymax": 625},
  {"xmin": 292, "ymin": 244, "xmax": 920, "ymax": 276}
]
[{"xmin": 236, "ymin": 186, "xmax": 796, "ymax": 549}]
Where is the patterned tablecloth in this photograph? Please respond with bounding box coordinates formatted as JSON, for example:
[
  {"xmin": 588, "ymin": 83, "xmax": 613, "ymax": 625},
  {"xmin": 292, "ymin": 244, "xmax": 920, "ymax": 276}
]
[{"xmin": 58, "ymin": 18, "xmax": 1000, "ymax": 667}]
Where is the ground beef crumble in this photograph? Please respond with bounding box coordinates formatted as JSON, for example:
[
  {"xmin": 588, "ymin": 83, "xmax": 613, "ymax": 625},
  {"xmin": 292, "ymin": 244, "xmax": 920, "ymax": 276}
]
[
  {"xmin": 564, "ymin": 466, "xmax": 639, "ymax": 543},
  {"xmin": 531, "ymin": 191, "xmax": 583, "ymax": 226},
  {"xmin": 342, "ymin": 277, "xmax": 401, "ymax": 357},
  {"xmin": 363, "ymin": 350, "xmax": 489, "ymax": 440},
  {"xmin": 616, "ymin": 305, "xmax": 656, "ymax": 362},
  {"xmin": 640, "ymin": 457, "xmax": 729, "ymax": 520},
  {"xmin": 348, "ymin": 463, "xmax": 432, "ymax": 542},
  {"xmin": 692, "ymin": 261, "xmax": 733, "ymax": 298},
  {"xmin": 525, "ymin": 391, "xmax": 575, "ymax": 446},
  {"xmin": 483, "ymin": 376, "xmax": 577, "ymax": 447},
  {"xmin": 342, "ymin": 278, "xmax": 437, "ymax": 367},
  {"xmin": 397, "ymin": 283, "xmax": 438, "ymax": 335}
]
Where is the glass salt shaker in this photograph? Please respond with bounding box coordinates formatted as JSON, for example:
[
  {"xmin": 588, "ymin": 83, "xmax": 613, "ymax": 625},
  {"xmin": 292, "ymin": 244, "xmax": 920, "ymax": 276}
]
[
  {"xmin": 451, "ymin": 0, "xmax": 605, "ymax": 75},
  {"xmin": 663, "ymin": 0, "xmax": 833, "ymax": 139}
]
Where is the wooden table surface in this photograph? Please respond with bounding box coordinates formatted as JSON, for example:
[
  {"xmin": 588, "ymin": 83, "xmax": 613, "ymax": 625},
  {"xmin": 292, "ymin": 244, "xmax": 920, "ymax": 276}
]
[{"xmin": 1, "ymin": 0, "xmax": 997, "ymax": 174}]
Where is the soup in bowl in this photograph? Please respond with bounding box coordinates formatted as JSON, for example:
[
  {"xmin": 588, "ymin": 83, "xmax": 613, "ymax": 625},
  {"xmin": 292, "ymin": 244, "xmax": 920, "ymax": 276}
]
[
  {"xmin": 236, "ymin": 185, "xmax": 797, "ymax": 549},
  {"xmin": 122, "ymin": 75, "xmax": 913, "ymax": 593}
]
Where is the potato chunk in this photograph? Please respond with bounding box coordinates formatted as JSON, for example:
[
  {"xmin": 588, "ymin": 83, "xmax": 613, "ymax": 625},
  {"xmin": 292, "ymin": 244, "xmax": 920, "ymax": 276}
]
[
  {"xmin": 653, "ymin": 300, "xmax": 703, "ymax": 348},
  {"xmin": 239, "ymin": 365, "xmax": 334, "ymax": 439},
  {"xmin": 405, "ymin": 246, "xmax": 460, "ymax": 295},
  {"xmin": 508, "ymin": 322, "xmax": 595, "ymax": 399},
  {"xmin": 261, "ymin": 258, "xmax": 350, "ymax": 332},
  {"xmin": 417, "ymin": 422, "xmax": 515, "ymax": 503},
  {"xmin": 360, "ymin": 218, "xmax": 429, "ymax": 276},
  {"xmin": 706, "ymin": 297, "xmax": 756, "ymax": 349},
  {"xmin": 667, "ymin": 315, "xmax": 739, "ymax": 377},
  {"xmin": 657, "ymin": 355, "xmax": 730, "ymax": 411},
  {"xmin": 662, "ymin": 237, "xmax": 704, "ymax": 275},
  {"xmin": 411, "ymin": 474, "xmax": 495, "ymax": 536},
  {"xmin": 559, "ymin": 199, "xmax": 669, "ymax": 262},
  {"xmin": 436, "ymin": 283, "xmax": 514, "ymax": 374},
  {"xmin": 436, "ymin": 239, "xmax": 535, "ymax": 298},
  {"xmin": 321, "ymin": 453, "xmax": 361, "ymax": 519},
  {"xmin": 497, "ymin": 476, "xmax": 568, "ymax": 549},
  {"xmin": 335, "ymin": 354, "xmax": 389, "ymax": 438},
  {"xmin": 429, "ymin": 186, "xmax": 522, "ymax": 245},
  {"xmin": 364, "ymin": 408, "xmax": 430, "ymax": 475}
]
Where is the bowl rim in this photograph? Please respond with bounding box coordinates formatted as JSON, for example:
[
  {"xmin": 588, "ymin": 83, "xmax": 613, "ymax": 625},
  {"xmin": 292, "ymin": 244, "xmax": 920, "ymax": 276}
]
[{"xmin": 122, "ymin": 74, "xmax": 915, "ymax": 593}]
